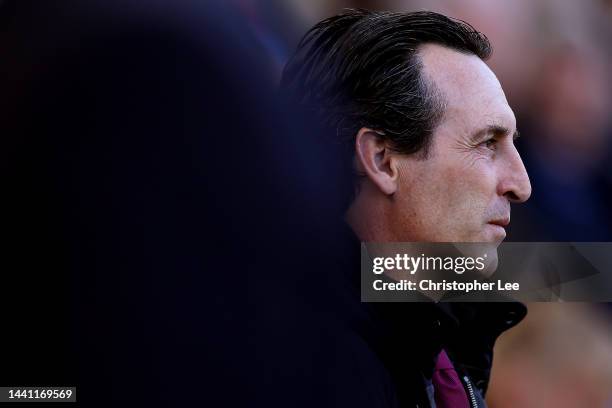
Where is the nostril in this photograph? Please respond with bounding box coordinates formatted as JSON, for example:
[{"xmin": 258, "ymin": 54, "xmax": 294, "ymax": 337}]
[{"xmin": 505, "ymin": 191, "xmax": 520, "ymax": 203}]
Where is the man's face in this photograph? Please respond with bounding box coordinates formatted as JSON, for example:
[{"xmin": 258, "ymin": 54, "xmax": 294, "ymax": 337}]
[{"xmin": 388, "ymin": 44, "xmax": 531, "ymax": 243}]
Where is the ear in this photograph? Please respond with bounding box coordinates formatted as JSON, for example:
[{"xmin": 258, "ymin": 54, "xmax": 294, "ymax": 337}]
[{"xmin": 354, "ymin": 128, "xmax": 399, "ymax": 195}]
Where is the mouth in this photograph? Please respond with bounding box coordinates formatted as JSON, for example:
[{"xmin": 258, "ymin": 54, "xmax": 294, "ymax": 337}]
[
  {"xmin": 488, "ymin": 218, "xmax": 510, "ymax": 228},
  {"xmin": 487, "ymin": 218, "xmax": 510, "ymax": 240}
]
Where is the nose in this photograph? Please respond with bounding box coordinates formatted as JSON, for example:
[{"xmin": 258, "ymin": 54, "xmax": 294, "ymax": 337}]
[{"xmin": 498, "ymin": 144, "xmax": 532, "ymax": 203}]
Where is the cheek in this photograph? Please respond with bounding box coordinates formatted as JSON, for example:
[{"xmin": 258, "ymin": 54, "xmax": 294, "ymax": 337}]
[
  {"xmin": 393, "ymin": 158, "xmax": 497, "ymax": 241},
  {"xmin": 421, "ymin": 161, "xmax": 496, "ymax": 236}
]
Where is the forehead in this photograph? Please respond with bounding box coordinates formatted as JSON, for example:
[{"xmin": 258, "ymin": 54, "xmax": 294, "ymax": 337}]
[{"xmin": 418, "ymin": 43, "xmax": 515, "ymax": 132}]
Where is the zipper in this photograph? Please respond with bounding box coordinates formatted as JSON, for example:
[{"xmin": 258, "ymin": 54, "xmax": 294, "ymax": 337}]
[{"xmin": 463, "ymin": 375, "xmax": 478, "ymax": 408}]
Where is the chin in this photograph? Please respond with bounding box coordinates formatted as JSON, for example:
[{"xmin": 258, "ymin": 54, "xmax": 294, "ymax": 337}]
[
  {"xmin": 481, "ymin": 250, "xmax": 499, "ymax": 278},
  {"xmin": 446, "ymin": 241, "xmax": 500, "ymax": 278},
  {"xmin": 482, "ymin": 224, "xmax": 507, "ymax": 244}
]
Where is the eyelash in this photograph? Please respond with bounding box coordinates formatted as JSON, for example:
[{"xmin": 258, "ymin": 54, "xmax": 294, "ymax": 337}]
[{"xmin": 481, "ymin": 138, "xmax": 498, "ymax": 149}]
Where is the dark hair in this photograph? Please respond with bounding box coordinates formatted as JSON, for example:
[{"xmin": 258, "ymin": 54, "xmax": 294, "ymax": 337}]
[{"xmin": 280, "ymin": 9, "xmax": 491, "ymax": 157}]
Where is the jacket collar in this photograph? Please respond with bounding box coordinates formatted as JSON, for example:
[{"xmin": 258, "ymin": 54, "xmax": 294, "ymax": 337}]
[
  {"xmin": 361, "ymin": 294, "xmax": 527, "ymax": 386},
  {"xmin": 338, "ymin": 224, "xmax": 527, "ymax": 403}
]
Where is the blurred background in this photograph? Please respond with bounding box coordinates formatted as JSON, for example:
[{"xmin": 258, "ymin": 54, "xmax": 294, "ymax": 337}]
[{"xmin": 2, "ymin": 0, "xmax": 611, "ymax": 406}]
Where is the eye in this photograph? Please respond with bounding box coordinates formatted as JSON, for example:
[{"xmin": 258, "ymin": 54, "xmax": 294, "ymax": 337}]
[{"xmin": 480, "ymin": 138, "xmax": 498, "ymax": 150}]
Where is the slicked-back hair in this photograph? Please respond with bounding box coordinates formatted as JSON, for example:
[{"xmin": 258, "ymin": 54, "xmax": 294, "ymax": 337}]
[{"xmin": 281, "ymin": 9, "xmax": 491, "ymax": 158}]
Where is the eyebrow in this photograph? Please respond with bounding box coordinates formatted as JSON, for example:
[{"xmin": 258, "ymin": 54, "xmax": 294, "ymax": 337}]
[{"xmin": 470, "ymin": 124, "xmax": 520, "ymax": 143}]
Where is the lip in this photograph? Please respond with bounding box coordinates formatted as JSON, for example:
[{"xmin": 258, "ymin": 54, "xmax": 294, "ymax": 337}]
[
  {"xmin": 488, "ymin": 218, "xmax": 510, "ymax": 228},
  {"xmin": 486, "ymin": 222, "xmax": 507, "ymax": 242}
]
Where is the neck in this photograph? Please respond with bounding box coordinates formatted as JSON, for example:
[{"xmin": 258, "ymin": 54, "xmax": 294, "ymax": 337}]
[{"xmin": 345, "ymin": 189, "xmax": 394, "ymax": 242}]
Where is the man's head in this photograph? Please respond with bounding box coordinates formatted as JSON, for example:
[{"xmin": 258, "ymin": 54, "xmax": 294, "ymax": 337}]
[{"xmin": 282, "ymin": 10, "xmax": 531, "ymax": 243}]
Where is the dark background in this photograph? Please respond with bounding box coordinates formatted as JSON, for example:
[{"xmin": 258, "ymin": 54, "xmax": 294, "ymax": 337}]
[{"xmin": 1, "ymin": 1, "xmax": 611, "ymax": 406}]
